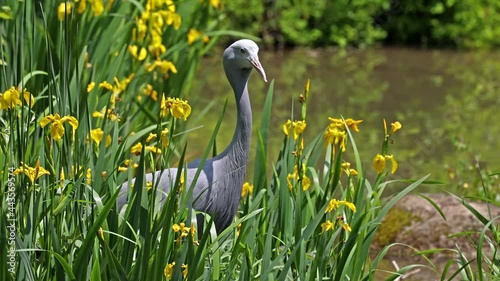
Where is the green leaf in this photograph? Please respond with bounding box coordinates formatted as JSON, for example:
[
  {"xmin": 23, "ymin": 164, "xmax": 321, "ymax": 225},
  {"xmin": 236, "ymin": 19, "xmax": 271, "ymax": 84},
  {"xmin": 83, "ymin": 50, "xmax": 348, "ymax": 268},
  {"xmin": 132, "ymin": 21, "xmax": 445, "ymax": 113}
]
[
  {"xmin": 418, "ymin": 193, "xmax": 447, "ymax": 221},
  {"xmin": 75, "ymin": 186, "xmax": 122, "ymax": 278},
  {"xmin": 52, "ymin": 251, "xmax": 76, "ymax": 280},
  {"xmin": 18, "ymin": 71, "xmax": 48, "ymax": 89}
]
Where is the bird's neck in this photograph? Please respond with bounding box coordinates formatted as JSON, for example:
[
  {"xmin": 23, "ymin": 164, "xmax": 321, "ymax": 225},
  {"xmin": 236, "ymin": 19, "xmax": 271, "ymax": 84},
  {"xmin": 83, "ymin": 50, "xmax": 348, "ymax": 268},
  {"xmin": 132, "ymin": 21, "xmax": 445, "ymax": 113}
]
[{"xmin": 219, "ymin": 67, "xmax": 253, "ymax": 170}]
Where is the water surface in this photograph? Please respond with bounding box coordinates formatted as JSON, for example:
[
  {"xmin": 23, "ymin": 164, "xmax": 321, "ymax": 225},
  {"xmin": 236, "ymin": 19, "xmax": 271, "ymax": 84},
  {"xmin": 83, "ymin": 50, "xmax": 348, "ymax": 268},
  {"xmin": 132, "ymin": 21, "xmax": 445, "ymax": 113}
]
[{"xmin": 186, "ymin": 46, "xmax": 500, "ymax": 194}]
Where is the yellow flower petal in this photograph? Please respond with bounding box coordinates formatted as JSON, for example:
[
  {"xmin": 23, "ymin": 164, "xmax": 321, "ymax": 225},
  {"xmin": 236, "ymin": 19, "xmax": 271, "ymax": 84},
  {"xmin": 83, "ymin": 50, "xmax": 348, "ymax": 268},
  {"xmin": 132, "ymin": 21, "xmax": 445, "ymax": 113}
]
[
  {"xmin": 344, "ymin": 118, "xmax": 363, "ymax": 132},
  {"xmin": 209, "ymin": 0, "xmax": 220, "ymax": 8},
  {"xmin": 146, "ymin": 133, "xmax": 157, "ymax": 143},
  {"xmin": 341, "ymin": 201, "xmax": 357, "ymax": 213},
  {"xmin": 385, "ymin": 155, "xmax": 398, "ymax": 174},
  {"xmin": 50, "ymin": 122, "xmax": 65, "ymax": 140},
  {"xmin": 182, "ymin": 264, "xmax": 188, "ymax": 279},
  {"xmin": 283, "ymin": 120, "xmax": 306, "ymax": 140},
  {"xmin": 325, "ymin": 199, "xmax": 340, "ymax": 213},
  {"xmin": 86, "ymin": 168, "xmax": 92, "ymax": 185},
  {"xmin": 187, "ymin": 28, "xmax": 201, "ymax": 45},
  {"xmin": 61, "ymin": 116, "xmax": 79, "ymax": 130},
  {"xmin": 283, "ymin": 119, "xmax": 291, "ymax": 136},
  {"xmin": 40, "ymin": 115, "xmax": 56, "ymax": 128},
  {"xmin": 131, "ymin": 142, "xmax": 143, "ymax": 155},
  {"xmin": 241, "ymin": 182, "xmax": 254, "ymax": 197},
  {"xmin": 14, "ymin": 160, "xmax": 50, "ymax": 184},
  {"xmin": 390, "ymin": 121, "xmax": 402, "ymax": 134},
  {"xmin": 303, "ymin": 79, "xmax": 310, "ymax": 101},
  {"xmin": 57, "ymin": 2, "xmax": 73, "ymax": 21},
  {"xmin": 373, "ymin": 154, "xmax": 386, "ymax": 174},
  {"xmin": 77, "ymin": 0, "xmax": 87, "ymax": 13},
  {"xmin": 342, "ymin": 222, "xmax": 352, "ymax": 232},
  {"xmin": 118, "ymin": 166, "xmax": 128, "ymax": 172},
  {"xmin": 87, "ymin": 82, "xmax": 95, "ymax": 93},
  {"xmin": 22, "ymin": 89, "xmax": 35, "ymax": 108},
  {"xmin": 106, "ymin": 135, "xmax": 112, "ymax": 147},
  {"xmin": 293, "ymin": 120, "xmax": 306, "ymax": 140},
  {"xmin": 302, "ymin": 175, "xmax": 311, "ymax": 191},
  {"xmin": 146, "ymin": 146, "xmax": 162, "ymax": 154},
  {"xmin": 99, "ymin": 81, "xmax": 113, "ymax": 91},
  {"xmin": 90, "ymin": 0, "xmax": 104, "ymax": 16},
  {"xmin": 321, "ymin": 220, "xmax": 334, "ymax": 233},
  {"xmin": 90, "ymin": 128, "xmax": 104, "ymax": 145},
  {"xmin": 128, "ymin": 45, "xmax": 147, "ymax": 61},
  {"xmin": 287, "ymin": 173, "xmax": 296, "ymax": 191},
  {"xmin": 164, "ymin": 262, "xmax": 175, "ymax": 279},
  {"xmin": 161, "ymin": 128, "xmax": 169, "ymax": 147}
]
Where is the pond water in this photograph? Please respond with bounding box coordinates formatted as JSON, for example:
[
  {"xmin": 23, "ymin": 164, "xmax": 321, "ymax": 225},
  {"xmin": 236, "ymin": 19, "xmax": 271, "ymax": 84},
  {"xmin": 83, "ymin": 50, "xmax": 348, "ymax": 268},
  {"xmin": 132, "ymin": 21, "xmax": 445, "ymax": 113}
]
[{"xmin": 187, "ymin": 46, "xmax": 500, "ymax": 196}]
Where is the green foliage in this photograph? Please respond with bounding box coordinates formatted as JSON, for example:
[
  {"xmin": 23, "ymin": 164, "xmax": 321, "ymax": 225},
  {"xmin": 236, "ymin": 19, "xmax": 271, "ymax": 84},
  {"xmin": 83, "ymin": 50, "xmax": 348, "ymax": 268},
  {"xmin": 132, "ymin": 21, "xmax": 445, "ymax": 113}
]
[
  {"xmin": 0, "ymin": 0, "xmax": 225, "ymax": 279},
  {"xmin": 385, "ymin": 0, "xmax": 500, "ymax": 48},
  {"xmin": 221, "ymin": 0, "xmax": 500, "ymax": 48},
  {"xmin": 222, "ymin": 0, "xmax": 388, "ymax": 47}
]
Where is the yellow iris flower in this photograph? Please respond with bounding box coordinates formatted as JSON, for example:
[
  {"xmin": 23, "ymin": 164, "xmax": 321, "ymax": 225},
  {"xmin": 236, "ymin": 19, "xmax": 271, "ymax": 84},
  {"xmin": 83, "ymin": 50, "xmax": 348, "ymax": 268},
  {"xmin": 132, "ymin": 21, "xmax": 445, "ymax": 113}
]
[
  {"xmin": 341, "ymin": 162, "xmax": 358, "ymax": 177},
  {"xmin": 241, "ymin": 182, "xmax": 254, "ymax": 198},
  {"xmin": 325, "ymin": 198, "xmax": 357, "ymax": 214},
  {"xmin": 92, "ymin": 107, "xmax": 120, "ymax": 121},
  {"xmin": 164, "ymin": 262, "xmax": 175, "ymax": 279},
  {"xmin": 40, "ymin": 113, "xmax": 79, "ymax": 141},
  {"xmin": 145, "ymin": 146, "xmax": 162, "ymax": 154},
  {"xmin": 160, "ymin": 94, "xmax": 191, "ymax": 120},
  {"xmin": 373, "ymin": 153, "xmax": 398, "ymax": 174},
  {"xmin": 283, "ymin": 119, "xmax": 307, "ymax": 140},
  {"xmin": 321, "ymin": 220, "xmax": 334, "ymax": 233},
  {"xmin": 324, "ymin": 125, "xmax": 346, "ymax": 151},
  {"xmin": 287, "ymin": 164, "xmax": 311, "ymax": 191},
  {"xmin": 321, "ymin": 219, "xmax": 352, "ymax": 233},
  {"xmin": 0, "ymin": 87, "xmax": 35, "ymax": 109},
  {"xmin": 128, "ymin": 45, "xmax": 147, "ymax": 61},
  {"xmin": 172, "ymin": 221, "xmax": 196, "ymax": 245},
  {"xmin": 142, "ymin": 84, "xmax": 158, "ymax": 101},
  {"xmin": 390, "ymin": 121, "xmax": 402, "ymax": 134},
  {"xmin": 131, "ymin": 142, "xmax": 143, "ymax": 155},
  {"xmin": 187, "ymin": 29, "xmax": 209, "ymax": 45},
  {"xmin": 146, "ymin": 59, "xmax": 178, "ymax": 74},
  {"xmin": 163, "ymin": 262, "xmax": 188, "ymax": 280},
  {"xmin": 13, "ymin": 160, "xmax": 50, "ymax": 184},
  {"xmin": 324, "ymin": 117, "xmax": 362, "ymax": 152},
  {"xmin": 90, "ymin": 128, "xmax": 104, "ymax": 145}
]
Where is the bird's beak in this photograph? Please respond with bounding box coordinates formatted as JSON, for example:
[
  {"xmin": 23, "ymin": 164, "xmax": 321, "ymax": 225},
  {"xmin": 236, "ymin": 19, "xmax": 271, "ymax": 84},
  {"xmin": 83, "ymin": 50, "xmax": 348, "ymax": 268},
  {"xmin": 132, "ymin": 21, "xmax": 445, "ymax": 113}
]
[{"xmin": 249, "ymin": 57, "xmax": 267, "ymax": 83}]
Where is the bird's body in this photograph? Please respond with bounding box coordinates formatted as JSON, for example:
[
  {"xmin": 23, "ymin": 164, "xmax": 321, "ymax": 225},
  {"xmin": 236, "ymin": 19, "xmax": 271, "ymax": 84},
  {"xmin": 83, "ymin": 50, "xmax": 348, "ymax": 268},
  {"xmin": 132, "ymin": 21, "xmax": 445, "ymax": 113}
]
[{"xmin": 117, "ymin": 39, "xmax": 267, "ymax": 233}]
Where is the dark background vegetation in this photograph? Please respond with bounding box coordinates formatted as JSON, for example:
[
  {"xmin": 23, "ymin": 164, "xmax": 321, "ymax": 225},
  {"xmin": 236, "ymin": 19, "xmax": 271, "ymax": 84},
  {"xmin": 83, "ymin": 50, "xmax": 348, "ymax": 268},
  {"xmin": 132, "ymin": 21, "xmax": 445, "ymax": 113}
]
[{"xmin": 220, "ymin": 0, "xmax": 500, "ymax": 49}]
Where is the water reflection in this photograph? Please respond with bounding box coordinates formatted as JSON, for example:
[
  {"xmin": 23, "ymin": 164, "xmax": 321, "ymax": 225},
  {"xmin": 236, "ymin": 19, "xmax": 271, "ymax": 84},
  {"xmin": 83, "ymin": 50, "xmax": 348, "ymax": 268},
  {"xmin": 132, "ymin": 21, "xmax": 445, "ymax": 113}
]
[{"xmin": 186, "ymin": 47, "xmax": 500, "ymax": 194}]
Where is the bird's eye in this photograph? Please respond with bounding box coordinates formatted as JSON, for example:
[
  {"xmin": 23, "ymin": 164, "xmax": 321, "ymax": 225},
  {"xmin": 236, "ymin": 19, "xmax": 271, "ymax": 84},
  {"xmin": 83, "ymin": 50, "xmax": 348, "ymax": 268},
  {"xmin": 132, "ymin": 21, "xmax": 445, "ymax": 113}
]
[{"xmin": 240, "ymin": 48, "xmax": 246, "ymax": 54}]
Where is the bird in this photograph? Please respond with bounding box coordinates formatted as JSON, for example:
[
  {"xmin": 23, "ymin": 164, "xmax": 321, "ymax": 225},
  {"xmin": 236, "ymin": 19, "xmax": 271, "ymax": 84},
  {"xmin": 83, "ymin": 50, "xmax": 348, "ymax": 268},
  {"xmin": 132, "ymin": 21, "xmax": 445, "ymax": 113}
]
[{"xmin": 117, "ymin": 39, "xmax": 267, "ymax": 234}]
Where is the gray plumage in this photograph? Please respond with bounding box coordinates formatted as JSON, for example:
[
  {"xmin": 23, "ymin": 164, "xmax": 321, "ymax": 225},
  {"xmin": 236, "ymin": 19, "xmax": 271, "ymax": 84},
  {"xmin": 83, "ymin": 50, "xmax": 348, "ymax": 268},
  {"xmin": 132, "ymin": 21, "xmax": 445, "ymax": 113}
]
[{"xmin": 117, "ymin": 39, "xmax": 267, "ymax": 233}]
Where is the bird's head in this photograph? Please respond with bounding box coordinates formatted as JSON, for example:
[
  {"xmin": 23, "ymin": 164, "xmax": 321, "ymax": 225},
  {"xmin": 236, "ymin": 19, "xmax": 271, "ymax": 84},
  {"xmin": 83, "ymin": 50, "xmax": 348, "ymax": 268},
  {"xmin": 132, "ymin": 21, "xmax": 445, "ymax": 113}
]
[{"xmin": 223, "ymin": 39, "xmax": 267, "ymax": 83}]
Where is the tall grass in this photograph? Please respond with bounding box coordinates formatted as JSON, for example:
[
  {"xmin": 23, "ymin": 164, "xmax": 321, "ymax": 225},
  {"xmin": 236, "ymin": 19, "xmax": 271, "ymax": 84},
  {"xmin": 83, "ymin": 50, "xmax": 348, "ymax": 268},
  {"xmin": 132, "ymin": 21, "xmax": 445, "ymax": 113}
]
[
  {"xmin": 0, "ymin": 1, "xmax": 432, "ymax": 280},
  {"xmin": 416, "ymin": 168, "xmax": 500, "ymax": 280}
]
